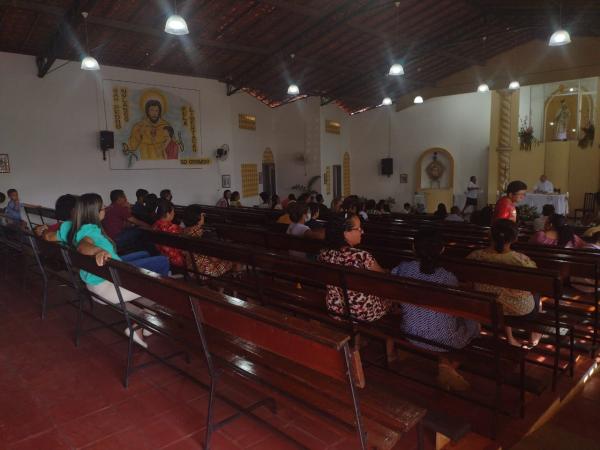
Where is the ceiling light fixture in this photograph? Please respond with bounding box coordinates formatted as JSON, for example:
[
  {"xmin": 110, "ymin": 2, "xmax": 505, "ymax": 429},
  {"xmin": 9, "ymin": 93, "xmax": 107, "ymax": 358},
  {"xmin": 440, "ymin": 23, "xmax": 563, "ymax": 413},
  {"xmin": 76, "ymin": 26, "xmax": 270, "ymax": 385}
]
[
  {"xmin": 477, "ymin": 83, "xmax": 490, "ymax": 93},
  {"xmin": 382, "ymin": 97, "xmax": 392, "ymax": 106},
  {"xmin": 287, "ymin": 84, "xmax": 300, "ymax": 96},
  {"xmin": 548, "ymin": 2, "xmax": 570, "ymax": 46},
  {"xmin": 549, "ymin": 29, "xmax": 571, "ymax": 46},
  {"xmin": 165, "ymin": 0, "xmax": 189, "ymax": 35},
  {"xmin": 508, "ymin": 81, "xmax": 520, "ymax": 90},
  {"xmin": 388, "ymin": 3, "xmax": 404, "ymax": 77},
  {"xmin": 80, "ymin": 12, "xmax": 100, "ymax": 71},
  {"xmin": 413, "ymin": 95, "xmax": 424, "ymax": 104}
]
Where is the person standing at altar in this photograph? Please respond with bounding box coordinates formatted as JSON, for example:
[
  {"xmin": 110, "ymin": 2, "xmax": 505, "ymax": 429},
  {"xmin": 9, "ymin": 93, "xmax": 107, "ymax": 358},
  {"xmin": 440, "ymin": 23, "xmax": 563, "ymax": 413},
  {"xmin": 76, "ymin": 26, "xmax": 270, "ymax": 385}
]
[
  {"xmin": 462, "ymin": 176, "xmax": 480, "ymax": 214},
  {"xmin": 534, "ymin": 175, "xmax": 554, "ymax": 194},
  {"xmin": 493, "ymin": 180, "xmax": 527, "ymax": 223}
]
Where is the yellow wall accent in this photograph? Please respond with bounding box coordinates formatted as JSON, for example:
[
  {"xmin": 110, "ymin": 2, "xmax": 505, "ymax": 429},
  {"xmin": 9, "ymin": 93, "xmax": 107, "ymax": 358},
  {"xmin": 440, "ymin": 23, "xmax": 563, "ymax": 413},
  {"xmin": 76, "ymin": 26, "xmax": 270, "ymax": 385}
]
[
  {"xmin": 343, "ymin": 152, "xmax": 351, "ymax": 196},
  {"xmin": 424, "ymin": 189, "xmax": 453, "ymax": 213},
  {"xmin": 241, "ymin": 164, "xmax": 259, "ymax": 198},
  {"xmin": 568, "ymin": 141, "xmax": 600, "ymax": 209},
  {"xmin": 262, "ymin": 148, "xmax": 274, "ymax": 164},
  {"xmin": 510, "ymin": 143, "xmax": 545, "ymax": 190},
  {"xmin": 544, "ymin": 142, "xmax": 570, "ymax": 194}
]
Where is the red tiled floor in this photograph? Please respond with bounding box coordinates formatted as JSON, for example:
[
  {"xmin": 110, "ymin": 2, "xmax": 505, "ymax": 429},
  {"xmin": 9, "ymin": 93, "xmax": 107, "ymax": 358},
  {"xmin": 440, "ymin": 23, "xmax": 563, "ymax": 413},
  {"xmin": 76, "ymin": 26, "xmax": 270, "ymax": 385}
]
[
  {"xmin": 7, "ymin": 428, "xmax": 71, "ymax": 450},
  {"xmin": 3, "ymin": 266, "xmax": 599, "ymax": 450}
]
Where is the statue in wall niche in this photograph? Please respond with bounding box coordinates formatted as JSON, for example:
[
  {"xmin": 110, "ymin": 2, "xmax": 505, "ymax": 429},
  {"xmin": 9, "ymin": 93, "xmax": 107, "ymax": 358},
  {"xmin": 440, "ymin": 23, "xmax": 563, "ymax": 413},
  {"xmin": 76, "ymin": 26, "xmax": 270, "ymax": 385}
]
[
  {"xmin": 426, "ymin": 152, "xmax": 445, "ymax": 189},
  {"xmin": 553, "ymin": 100, "xmax": 571, "ymax": 141}
]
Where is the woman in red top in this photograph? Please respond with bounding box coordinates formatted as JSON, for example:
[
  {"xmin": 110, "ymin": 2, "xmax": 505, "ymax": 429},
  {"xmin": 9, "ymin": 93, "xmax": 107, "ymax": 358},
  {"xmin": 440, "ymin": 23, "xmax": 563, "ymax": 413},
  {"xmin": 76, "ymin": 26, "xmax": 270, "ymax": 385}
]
[
  {"xmin": 529, "ymin": 214, "xmax": 586, "ymax": 248},
  {"xmin": 152, "ymin": 200, "xmax": 184, "ymax": 267},
  {"xmin": 494, "ymin": 180, "xmax": 527, "ymax": 222}
]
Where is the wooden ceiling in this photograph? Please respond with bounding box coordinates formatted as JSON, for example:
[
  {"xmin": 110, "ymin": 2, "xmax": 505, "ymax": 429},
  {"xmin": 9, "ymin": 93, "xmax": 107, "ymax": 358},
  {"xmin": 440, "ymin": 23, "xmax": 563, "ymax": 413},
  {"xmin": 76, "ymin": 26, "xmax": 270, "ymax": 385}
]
[{"xmin": 1, "ymin": 0, "xmax": 599, "ymax": 113}]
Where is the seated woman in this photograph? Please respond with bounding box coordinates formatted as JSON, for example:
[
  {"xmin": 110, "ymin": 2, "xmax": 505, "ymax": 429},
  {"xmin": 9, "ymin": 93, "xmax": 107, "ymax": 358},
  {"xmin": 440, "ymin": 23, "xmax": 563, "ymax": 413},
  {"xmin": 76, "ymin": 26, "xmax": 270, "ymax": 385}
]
[
  {"xmin": 152, "ymin": 200, "xmax": 184, "ymax": 267},
  {"xmin": 271, "ymin": 194, "xmax": 282, "ymax": 210},
  {"xmin": 318, "ymin": 214, "xmax": 391, "ymax": 322},
  {"xmin": 467, "ymin": 219, "xmax": 542, "ymax": 347},
  {"xmin": 230, "ymin": 191, "xmax": 242, "ymax": 207},
  {"xmin": 66, "ymin": 193, "xmax": 170, "ymax": 348},
  {"xmin": 433, "ymin": 203, "xmax": 448, "ymax": 220},
  {"xmin": 182, "ymin": 204, "xmax": 235, "ymax": 280},
  {"xmin": 392, "ymin": 229, "xmax": 480, "ymax": 391},
  {"xmin": 48, "ymin": 194, "xmax": 77, "ymax": 232},
  {"xmin": 34, "ymin": 194, "xmax": 77, "ymax": 237},
  {"xmin": 287, "ymin": 203, "xmax": 325, "ymax": 239},
  {"xmin": 529, "ymin": 214, "xmax": 585, "ymax": 248}
]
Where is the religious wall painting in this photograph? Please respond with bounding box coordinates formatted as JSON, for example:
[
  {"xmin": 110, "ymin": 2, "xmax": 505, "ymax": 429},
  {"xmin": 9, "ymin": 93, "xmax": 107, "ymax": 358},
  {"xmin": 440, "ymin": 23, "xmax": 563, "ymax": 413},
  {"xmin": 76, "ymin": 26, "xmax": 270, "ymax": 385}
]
[
  {"xmin": 543, "ymin": 85, "xmax": 594, "ymax": 143},
  {"xmin": 103, "ymin": 80, "xmax": 205, "ymax": 170}
]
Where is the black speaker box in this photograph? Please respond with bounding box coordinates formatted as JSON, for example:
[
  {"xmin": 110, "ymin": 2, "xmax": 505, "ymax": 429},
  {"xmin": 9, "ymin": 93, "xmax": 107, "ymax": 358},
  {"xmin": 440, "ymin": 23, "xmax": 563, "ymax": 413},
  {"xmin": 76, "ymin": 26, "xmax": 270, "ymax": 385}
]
[
  {"xmin": 100, "ymin": 130, "xmax": 114, "ymax": 150},
  {"xmin": 381, "ymin": 158, "xmax": 393, "ymax": 176}
]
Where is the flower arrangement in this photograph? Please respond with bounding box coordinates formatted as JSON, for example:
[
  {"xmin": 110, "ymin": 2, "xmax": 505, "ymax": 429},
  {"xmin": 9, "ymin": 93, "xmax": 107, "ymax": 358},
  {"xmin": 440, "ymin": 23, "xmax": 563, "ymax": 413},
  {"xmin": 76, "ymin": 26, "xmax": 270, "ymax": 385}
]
[
  {"xmin": 516, "ymin": 204, "xmax": 539, "ymax": 223},
  {"xmin": 518, "ymin": 117, "xmax": 538, "ymax": 151},
  {"xmin": 578, "ymin": 122, "xmax": 595, "ymax": 149}
]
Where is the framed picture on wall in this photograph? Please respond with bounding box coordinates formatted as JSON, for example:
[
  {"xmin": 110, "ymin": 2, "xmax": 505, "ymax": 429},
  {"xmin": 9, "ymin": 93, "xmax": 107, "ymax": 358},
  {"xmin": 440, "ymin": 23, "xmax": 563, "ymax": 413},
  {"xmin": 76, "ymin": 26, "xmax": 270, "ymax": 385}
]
[
  {"xmin": 221, "ymin": 174, "xmax": 231, "ymax": 188},
  {"xmin": 399, "ymin": 173, "xmax": 408, "ymax": 184},
  {"xmin": 0, "ymin": 154, "xmax": 9, "ymax": 173}
]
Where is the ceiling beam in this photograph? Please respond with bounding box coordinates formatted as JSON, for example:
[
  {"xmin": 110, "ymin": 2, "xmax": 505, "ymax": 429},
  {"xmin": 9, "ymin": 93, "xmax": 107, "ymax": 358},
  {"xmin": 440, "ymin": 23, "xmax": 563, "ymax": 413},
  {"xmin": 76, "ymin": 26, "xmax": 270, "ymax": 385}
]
[
  {"xmin": 34, "ymin": 0, "xmax": 92, "ymax": 77},
  {"xmin": 2, "ymin": 0, "xmax": 269, "ymax": 56}
]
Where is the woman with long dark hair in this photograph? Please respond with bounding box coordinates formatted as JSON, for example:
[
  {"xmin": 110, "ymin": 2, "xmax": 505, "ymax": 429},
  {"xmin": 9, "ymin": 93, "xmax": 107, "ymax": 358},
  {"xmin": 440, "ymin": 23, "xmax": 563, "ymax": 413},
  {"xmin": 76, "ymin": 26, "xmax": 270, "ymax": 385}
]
[
  {"xmin": 152, "ymin": 199, "xmax": 184, "ymax": 267},
  {"xmin": 530, "ymin": 214, "xmax": 585, "ymax": 248},
  {"xmin": 318, "ymin": 214, "xmax": 391, "ymax": 322},
  {"xmin": 467, "ymin": 219, "xmax": 542, "ymax": 346},
  {"xmin": 66, "ymin": 193, "xmax": 169, "ymax": 348},
  {"xmin": 392, "ymin": 229, "xmax": 480, "ymax": 391}
]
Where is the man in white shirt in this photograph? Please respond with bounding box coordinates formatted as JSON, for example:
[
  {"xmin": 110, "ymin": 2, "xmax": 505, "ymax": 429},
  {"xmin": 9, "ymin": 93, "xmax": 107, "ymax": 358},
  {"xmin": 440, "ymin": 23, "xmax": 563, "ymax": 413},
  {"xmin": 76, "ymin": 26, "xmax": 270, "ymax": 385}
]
[
  {"xmin": 462, "ymin": 176, "xmax": 480, "ymax": 213},
  {"xmin": 534, "ymin": 175, "xmax": 554, "ymax": 194}
]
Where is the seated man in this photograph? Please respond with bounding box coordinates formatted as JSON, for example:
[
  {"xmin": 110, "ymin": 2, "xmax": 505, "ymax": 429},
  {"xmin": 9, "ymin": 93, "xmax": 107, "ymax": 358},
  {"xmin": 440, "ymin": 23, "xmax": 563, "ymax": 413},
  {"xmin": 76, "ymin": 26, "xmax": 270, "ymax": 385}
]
[
  {"xmin": 102, "ymin": 189, "xmax": 150, "ymax": 250},
  {"xmin": 131, "ymin": 188, "xmax": 148, "ymax": 219},
  {"xmin": 445, "ymin": 206, "xmax": 464, "ymax": 222},
  {"xmin": 534, "ymin": 175, "xmax": 554, "ymax": 194}
]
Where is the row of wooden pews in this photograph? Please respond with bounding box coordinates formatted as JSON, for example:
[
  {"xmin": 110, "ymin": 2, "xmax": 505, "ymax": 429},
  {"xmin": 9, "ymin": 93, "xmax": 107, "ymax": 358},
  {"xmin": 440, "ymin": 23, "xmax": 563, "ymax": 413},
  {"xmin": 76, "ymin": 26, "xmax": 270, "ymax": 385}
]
[{"xmin": 0, "ymin": 218, "xmax": 432, "ymax": 450}]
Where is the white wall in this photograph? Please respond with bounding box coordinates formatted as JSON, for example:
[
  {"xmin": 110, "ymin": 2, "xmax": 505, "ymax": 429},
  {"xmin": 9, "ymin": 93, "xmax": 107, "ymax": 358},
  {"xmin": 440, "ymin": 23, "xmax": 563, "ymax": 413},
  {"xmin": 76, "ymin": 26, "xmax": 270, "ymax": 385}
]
[
  {"xmin": 348, "ymin": 92, "xmax": 491, "ymax": 208},
  {"xmin": 0, "ymin": 51, "xmax": 492, "ymax": 212}
]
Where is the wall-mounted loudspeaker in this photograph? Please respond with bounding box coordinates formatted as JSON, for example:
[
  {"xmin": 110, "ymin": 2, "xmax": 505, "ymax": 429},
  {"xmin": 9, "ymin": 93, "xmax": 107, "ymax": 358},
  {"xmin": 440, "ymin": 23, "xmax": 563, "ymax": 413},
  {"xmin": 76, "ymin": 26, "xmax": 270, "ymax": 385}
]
[
  {"xmin": 99, "ymin": 130, "xmax": 114, "ymax": 161},
  {"xmin": 100, "ymin": 130, "xmax": 114, "ymax": 150},
  {"xmin": 381, "ymin": 158, "xmax": 393, "ymax": 176}
]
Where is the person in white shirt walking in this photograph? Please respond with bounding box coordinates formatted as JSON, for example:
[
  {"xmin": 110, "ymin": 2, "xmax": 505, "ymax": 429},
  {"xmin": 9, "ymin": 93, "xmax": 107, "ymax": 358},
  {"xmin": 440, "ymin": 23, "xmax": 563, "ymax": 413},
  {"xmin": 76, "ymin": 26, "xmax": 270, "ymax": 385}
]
[
  {"xmin": 534, "ymin": 175, "xmax": 554, "ymax": 194},
  {"xmin": 462, "ymin": 176, "xmax": 480, "ymax": 214}
]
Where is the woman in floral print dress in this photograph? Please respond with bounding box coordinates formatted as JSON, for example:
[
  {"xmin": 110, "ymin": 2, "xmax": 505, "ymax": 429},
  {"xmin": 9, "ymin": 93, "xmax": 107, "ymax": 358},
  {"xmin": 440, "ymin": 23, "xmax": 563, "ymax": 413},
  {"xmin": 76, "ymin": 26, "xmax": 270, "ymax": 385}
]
[{"xmin": 318, "ymin": 214, "xmax": 391, "ymax": 322}]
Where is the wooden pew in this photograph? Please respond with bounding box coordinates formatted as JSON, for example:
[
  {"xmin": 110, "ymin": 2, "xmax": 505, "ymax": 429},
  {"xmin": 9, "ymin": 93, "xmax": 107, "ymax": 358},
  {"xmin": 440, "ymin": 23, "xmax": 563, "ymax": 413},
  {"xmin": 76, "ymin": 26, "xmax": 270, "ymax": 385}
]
[
  {"xmin": 139, "ymin": 229, "xmax": 541, "ymax": 438},
  {"xmin": 58, "ymin": 243, "xmax": 426, "ymax": 450}
]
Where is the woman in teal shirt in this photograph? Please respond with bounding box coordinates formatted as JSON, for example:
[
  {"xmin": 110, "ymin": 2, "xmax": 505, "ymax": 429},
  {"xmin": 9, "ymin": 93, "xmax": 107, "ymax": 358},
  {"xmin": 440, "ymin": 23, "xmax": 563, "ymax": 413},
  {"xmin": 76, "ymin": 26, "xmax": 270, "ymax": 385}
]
[{"xmin": 66, "ymin": 193, "xmax": 168, "ymax": 348}]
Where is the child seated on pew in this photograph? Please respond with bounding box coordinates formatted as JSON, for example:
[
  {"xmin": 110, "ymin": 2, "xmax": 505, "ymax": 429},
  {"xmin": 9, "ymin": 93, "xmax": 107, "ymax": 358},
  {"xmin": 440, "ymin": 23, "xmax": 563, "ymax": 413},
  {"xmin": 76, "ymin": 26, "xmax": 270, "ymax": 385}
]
[
  {"xmin": 467, "ymin": 219, "xmax": 542, "ymax": 347},
  {"xmin": 47, "ymin": 194, "xmax": 77, "ymax": 232},
  {"xmin": 392, "ymin": 229, "xmax": 480, "ymax": 391},
  {"xmin": 182, "ymin": 204, "xmax": 237, "ymax": 280},
  {"xmin": 318, "ymin": 214, "xmax": 392, "ymax": 322},
  {"xmin": 60, "ymin": 193, "xmax": 169, "ymax": 348},
  {"xmin": 152, "ymin": 199, "xmax": 185, "ymax": 268}
]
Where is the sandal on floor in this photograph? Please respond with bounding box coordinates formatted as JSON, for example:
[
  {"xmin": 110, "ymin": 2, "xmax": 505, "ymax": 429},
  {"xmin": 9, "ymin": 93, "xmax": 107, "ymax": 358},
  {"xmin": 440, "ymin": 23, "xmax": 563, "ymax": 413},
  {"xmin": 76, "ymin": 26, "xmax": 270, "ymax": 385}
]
[{"xmin": 124, "ymin": 327, "xmax": 148, "ymax": 349}]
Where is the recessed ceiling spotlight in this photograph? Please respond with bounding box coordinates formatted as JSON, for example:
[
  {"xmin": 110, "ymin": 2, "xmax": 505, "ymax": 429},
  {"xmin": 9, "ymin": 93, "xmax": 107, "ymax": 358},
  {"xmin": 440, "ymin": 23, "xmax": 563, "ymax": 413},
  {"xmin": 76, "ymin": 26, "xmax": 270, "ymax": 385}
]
[
  {"xmin": 413, "ymin": 95, "xmax": 424, "ymax": 104},
  {"xmin": 477, "ymin": 83, "xmax": 490, "ymax": 93},
  {"xmin": 508, "ymin": 81, "xmax": 520, "ymax": 89}
]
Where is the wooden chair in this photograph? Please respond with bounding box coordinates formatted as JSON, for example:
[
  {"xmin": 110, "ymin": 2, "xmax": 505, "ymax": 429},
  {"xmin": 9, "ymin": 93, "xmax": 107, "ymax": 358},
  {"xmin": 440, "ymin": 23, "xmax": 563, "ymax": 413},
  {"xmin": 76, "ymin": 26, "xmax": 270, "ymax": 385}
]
[{"xmin": 574, "ymin": 192, "xmax": 597, "ymax": 220}]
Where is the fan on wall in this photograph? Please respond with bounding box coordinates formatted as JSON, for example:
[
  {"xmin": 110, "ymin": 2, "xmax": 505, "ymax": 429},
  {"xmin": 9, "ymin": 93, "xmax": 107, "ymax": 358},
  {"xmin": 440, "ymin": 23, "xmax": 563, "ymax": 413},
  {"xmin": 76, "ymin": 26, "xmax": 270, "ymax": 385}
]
[{"xmin": 214, "ymin": 144, "xmax": 230, "ymax": 161}]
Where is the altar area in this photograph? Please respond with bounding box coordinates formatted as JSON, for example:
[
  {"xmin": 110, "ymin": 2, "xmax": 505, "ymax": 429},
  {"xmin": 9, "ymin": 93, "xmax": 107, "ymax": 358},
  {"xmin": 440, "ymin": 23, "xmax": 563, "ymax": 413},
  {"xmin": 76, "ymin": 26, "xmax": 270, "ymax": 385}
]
[
  {"xmin": 517, "ymin": 193, "xmax": 569, "ymax": 215},
  {"xmin": 486, "ymin": 77, "xmax": 599, "ymax": 216}
]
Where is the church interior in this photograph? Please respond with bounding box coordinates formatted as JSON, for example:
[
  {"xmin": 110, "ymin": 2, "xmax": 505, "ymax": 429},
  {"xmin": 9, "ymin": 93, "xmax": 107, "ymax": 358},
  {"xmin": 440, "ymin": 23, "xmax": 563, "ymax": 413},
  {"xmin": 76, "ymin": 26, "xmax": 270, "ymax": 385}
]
[{"xmin": 1, "ymin": 1, "xmax": 600, "ymax": 449}]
